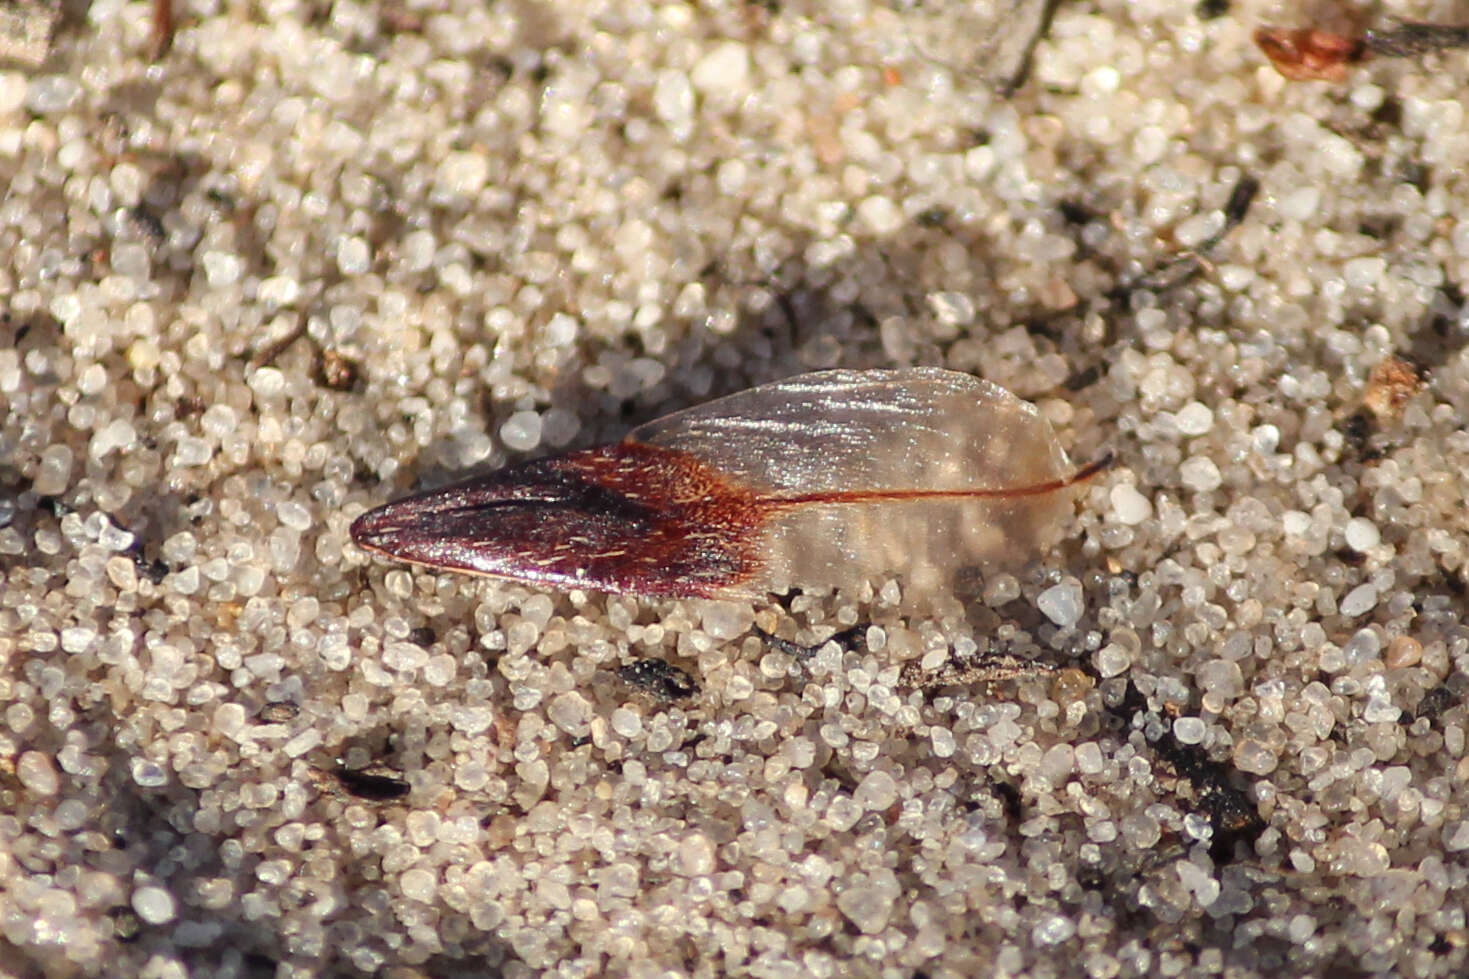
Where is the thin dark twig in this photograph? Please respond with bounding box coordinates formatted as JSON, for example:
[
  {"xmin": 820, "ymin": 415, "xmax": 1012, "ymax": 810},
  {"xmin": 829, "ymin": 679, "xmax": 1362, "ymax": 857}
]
[
  {"xmin": 1220, "ymin": 175, "xmax": 1260, "ymax": 237},
  {"xmin": 150, "ymin": 0, "xmax": 174, "ymax": 59},
  {"xmin": 1363, "ymin": 22, "xmax": 1469, "ymax": 58},
  {"xmin": 753, "ymin": 624, "xmax": 865, "ymax": 661},
  {"xmin": 994, "ymin": 0, "xmax": 1066, "ymax": 98},
  {"xmin": 249, "ymin": 315, "xmax": 309, "ymax": 369}
]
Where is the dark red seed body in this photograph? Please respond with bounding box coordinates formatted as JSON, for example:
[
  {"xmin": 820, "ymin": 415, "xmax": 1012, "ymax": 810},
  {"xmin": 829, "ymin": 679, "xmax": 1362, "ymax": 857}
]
[{"xmin": 351, "ymin": 442, "xmax": 767, "ymax": 598}]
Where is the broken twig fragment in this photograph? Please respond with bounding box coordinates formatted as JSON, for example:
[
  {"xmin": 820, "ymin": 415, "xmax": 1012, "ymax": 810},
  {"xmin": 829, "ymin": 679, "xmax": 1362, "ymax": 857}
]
[
  {"xmin": 353, "ymin": 368, "xmax": 1106, "ymax": 601},
  {"xmin": 617, "ymin": 659, "xmax": 699, "ymax": 702},
  {"xmin": 754, "ymin": 624, "xmax": 865, "ymax": 661},
  {"xmin": 331, "ymin": 766, "xmax": 411, "ymax": 801}
]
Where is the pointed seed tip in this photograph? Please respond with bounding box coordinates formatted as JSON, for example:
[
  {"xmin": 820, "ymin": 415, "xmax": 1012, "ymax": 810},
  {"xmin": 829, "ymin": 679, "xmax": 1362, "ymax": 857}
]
[
  {"xmin": 349, "ymin": 509, "xmax": 375, "ymax": 543},
  {"xmin": 350, "ymin": 505, "xmax": 401, "ymax": 549}
]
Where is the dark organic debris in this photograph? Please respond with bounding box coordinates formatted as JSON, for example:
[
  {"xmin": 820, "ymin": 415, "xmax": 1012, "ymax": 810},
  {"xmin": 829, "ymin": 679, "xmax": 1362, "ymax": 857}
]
[
  {"xmin": 617, "ymin": 659, "xmax": 699, "ymax": 702},
  {"xmin": 1222, "ymin": 175, "xmax": 1261, "ymax": 233},
  {"xmin": 258, "ymin": 701, "xmax": 300, "ymax": 723},
  {"xmin": 753, "ymin": 624, "xmax": 865, "ymax": 662},
  {"xmin": 898, "ymin": 646, "xmax": 1057, "ymax": 693},
  {"xmin": 1152, "ymin": 704, "xmax": 1267, "ymax": 863},
  {"xmin": 1414, "ymin": 681, "xmax": 1463, "ymax": 723},
  {"xmin": 332, "ymin": 766, "xmax": 411, "ymax": 801},
  {"xmin": 1123, "ymin": 173, "xmax": 1259, "ymax": 295},
  {"xmin": 1106, "ymin": 682, "xmax": 1265, "ymax": 863}
]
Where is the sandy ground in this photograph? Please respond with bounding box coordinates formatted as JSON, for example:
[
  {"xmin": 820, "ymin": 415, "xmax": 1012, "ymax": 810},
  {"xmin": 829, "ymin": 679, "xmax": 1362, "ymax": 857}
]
[{"xmin": 4, "ymin": 0, "xmax": 1469, "ymax": 975}]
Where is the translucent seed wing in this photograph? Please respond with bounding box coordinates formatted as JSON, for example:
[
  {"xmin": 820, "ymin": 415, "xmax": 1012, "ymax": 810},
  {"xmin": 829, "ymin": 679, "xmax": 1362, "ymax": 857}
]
[
  {"xmin": 630, "ymin": 367, "xmax": 1080, "ymax": 600},
  {"xmin": 751, "ymin": 489, "xmax": 1072, "ymax": 599},
  {"xmin": 627, "ymin": 367, "xmax": 1071, "ymax": 494}
]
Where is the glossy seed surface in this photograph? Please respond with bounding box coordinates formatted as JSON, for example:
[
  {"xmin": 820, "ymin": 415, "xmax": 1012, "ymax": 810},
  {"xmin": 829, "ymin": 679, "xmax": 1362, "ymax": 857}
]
[{"xmin": 352, "ymin": 367, "xmax": 1102, "ymax": 599}]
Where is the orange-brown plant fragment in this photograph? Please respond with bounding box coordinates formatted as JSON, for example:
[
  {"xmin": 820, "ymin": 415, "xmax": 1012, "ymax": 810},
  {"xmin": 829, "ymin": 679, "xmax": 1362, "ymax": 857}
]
[{"xmin": 1255, "ymin": 26, "xmax": 1363, "ymax": 81}]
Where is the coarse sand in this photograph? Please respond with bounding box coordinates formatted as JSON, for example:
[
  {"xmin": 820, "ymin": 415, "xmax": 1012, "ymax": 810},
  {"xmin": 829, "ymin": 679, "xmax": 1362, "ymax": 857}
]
[{"xmin": 4, "ymin": 0, "xmax": 1469, "ymax": 975}]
